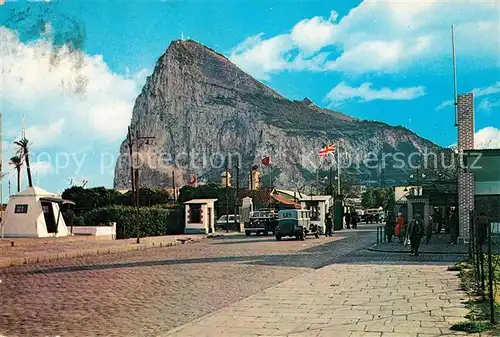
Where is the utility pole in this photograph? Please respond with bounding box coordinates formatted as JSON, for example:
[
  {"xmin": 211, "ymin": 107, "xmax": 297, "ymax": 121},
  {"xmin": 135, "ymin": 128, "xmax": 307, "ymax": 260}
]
[
  {"xmin": 337, "ymin": 142, "xmax": 341, "ymax": 196},
  {"xmin": 250, "ymin": 170, "xmax": 254, "ymax": 201},
  {"xmin": 128, "ymin": 126, "xmax": 155, "ymax": 244},
  {"xmin": 235, "ymin": 164, "xmax": 240, "ymax": 216},
  {"xmin": 128, "ymin": 126, "xmax": 135, "ymax": 197},
  {"xmin": 225, "ymin": 165, "xmax": 229, "ymax": 233},
  {"xmin": 416, "ymin": 167, "xmax": 420, "ymax": 196},
  {"xmin": 171, "ymin": 171, "xmax": 176, "ymax": 202}
]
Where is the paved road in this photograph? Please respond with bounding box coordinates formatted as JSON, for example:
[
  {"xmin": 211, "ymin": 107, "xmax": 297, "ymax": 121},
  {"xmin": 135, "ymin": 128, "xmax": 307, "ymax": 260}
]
[
  {"xmin": 0, "ymin": 224, "xmax": 463, "ymax": 337},
  {"xmin": 167, "ymin": 264, "xmax": 471, "ymax": 337}
]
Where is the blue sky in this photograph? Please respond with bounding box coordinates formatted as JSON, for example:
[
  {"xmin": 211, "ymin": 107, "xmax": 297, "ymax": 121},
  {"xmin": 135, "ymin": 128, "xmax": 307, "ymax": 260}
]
[{"xmin": 0, "ymin": 0, "xmax": 499, "ymax": 198}]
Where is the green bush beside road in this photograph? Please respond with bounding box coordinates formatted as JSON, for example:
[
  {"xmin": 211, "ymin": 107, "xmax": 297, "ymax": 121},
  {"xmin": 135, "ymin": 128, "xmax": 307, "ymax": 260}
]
[{"xmin": 83, "ymin": 205, "xmax": 185, "ymax": 239}]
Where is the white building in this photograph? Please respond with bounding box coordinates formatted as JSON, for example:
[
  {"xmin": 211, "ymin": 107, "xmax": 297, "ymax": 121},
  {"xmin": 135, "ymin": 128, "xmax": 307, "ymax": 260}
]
[
  {"xmin": 184, "ymin": 199, "xmax": 217, "ymax": 234},
  {"xmin": 299, "ymin": 195, "xmax": 333, "ymax": 234},
  {"xmin": 2, "ymin": 187, "xmax": 71, "ymax": 238}
]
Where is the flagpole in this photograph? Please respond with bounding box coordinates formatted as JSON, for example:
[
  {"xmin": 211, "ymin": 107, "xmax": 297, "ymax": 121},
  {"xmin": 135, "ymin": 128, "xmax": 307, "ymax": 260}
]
[
  {"xmin": 337, "ymin": 142, "xmax": 341, "ymax": 196},
  {"xmin": 451, "ymin": 24, "xmax": 458, "ymax": 127}
]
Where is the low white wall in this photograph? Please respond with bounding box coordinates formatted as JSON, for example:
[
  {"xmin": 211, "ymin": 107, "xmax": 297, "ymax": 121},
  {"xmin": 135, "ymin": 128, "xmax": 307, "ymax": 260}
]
[{"xmin": 71, "ymin": 224, "xmax": 116, "ymax": 239}]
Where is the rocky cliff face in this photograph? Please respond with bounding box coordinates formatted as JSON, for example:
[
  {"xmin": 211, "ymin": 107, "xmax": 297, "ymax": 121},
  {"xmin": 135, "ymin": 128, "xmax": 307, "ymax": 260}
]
[{"xmin": 114, "ymin": 40, "xmax": 442, "ymax": 190}]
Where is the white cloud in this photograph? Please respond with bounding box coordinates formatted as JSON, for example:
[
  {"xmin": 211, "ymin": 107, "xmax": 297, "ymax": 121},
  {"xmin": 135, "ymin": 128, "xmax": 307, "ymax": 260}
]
[
  {"xmin": 436, "ymin": 100, "xmax": 454, "ymax": 111},
  {"xmin": 229, "ymin": 34, "xmax": 326, "ymax": 80},
  {"xmin": 326, "ymin": 82, "xmax": 426, "ymax": 103},
  {"xmin": 473, "ymin": 82, "xmax": 500, "ymax": 98},
  {"xmin": 230, "ymin": 1, "xmax": 499, "ymax": 78},
  {"xmin": 25, "ymin": 119, "xmax": 65, "ymax": 148},
  {"xmin": 290, "ymin": 10, "xmax": 338, "ymax": 55},
  {"xmin": 0, "ymin": 27, "xmax": 147, "ymax": 149},
  {"xmin": 475, "ymin": 127, "xmax": 500, "ymax": 149},
  {"xmin": 30, "ymin": 161, "xmax": 53, "ymax": 176},
  {"xmin": 478, "ymin": 98, "xmax": 500, "ymax": 113},
  {"xmin": 436, "ymin": 82, "xmax": 500, "ymax": 112}
]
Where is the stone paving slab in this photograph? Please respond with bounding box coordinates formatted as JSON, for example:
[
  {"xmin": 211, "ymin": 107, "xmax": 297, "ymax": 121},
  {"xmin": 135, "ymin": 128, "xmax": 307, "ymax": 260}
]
[
  {"xmin": 0, "ymin": 234, "xmax": 209, "ymax": 268},
  {"xmin": 164, "ymin": 264, "xmax": 479, "ymax": 337}
]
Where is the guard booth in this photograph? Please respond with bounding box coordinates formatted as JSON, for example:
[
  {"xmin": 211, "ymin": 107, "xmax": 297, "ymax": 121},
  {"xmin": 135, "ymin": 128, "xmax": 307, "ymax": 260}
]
[
  {"xmin": 299, "ymin": 195, "xmax": 333, "ymax": 235},
  {"xmin": 334, "ymin": 195, "xmax": 343, "ymax": 230},
  {"xmin": 184, "ymin": 199, "xmax": 217, "ymax": 234}
]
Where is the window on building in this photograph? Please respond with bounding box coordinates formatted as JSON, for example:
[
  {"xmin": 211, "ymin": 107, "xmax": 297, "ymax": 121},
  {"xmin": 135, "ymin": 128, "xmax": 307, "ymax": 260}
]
[
  {"xmin": 306, "ymin": 202, "xmax": 320, "ymax": 221},
  {"xmin": 14, "ymin": 204, "xmax": 29, "ymax": 214},
  {"xmin": 189, "ymin": 204, "xmax": 202, "ymax": 223}
]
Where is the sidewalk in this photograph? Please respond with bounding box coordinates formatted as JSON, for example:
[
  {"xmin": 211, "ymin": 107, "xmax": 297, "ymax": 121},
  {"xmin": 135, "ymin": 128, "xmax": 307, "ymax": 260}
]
[
  {"xmin": 370, "ymin": 234, "xmax": 469, "ymax": 255},
  {"xmin": 165, "ymin": 264, "xmax": 480, "ymax": 337},
  {"xmin": 0, "ymin": 233, "xmax": 214, "ymax": 268}
]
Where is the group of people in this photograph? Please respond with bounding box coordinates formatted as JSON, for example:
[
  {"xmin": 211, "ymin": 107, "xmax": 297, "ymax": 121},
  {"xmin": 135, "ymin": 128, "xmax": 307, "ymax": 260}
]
[
  {"xmin": 345, "ymin": 211, "xmax": 358, "ymax": 229},
  {"xmin": 323, "ymin": 210, "xmax": 359, "ymax": 237},
  {"xmin": 387, "ymin": 209, "xmax": 460, "ymax": 256}
]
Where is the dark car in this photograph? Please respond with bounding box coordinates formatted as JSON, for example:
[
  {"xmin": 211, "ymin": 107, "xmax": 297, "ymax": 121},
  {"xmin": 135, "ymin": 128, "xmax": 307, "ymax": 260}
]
[{"xmin": 244, "ymin": 210, "xmax": 278, "ymax": 236}]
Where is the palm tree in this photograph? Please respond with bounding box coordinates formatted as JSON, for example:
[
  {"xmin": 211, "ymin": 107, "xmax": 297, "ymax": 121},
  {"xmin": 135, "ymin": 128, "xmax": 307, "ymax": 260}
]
[
  {"xmin": 9, "ymin": 156, "xmax": 23, "ymax": 192},
  {"xmin": 14, "ymin": 138, "xmax": 33, "ymax": 188}
]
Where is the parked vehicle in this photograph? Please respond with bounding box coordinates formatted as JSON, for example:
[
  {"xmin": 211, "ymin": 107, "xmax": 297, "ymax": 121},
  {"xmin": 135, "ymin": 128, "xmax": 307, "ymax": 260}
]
[
  {"xmin": 244, "ymin": 210, "xmax": 278, "ymax": 236},
  {"xmin": 364, "ymin": 208, "xmax": 381, "ymax": 224},
  {"xmin": 216, "ymin": 214, "xmax": 240, "ymax": 230},
  {"xmin": 275, "ymin": 209, "xmax": 320, "ymax": 241}
]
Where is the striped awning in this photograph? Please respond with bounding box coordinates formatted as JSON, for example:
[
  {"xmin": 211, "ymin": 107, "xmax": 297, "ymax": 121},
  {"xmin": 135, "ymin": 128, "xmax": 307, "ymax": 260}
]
[{"xmin": 270, "ymin": 194, "xmax": 301, "ymax": 209}]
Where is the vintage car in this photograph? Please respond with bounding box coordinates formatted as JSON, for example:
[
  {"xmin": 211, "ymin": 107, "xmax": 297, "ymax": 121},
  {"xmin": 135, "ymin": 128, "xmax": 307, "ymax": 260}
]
[
  {"xmin": 244, "ymin": 210, "xmax": 278, "ymax": 236},
  {"xmin": 275, "ymin": 209, "xmax": 320, "ymax": 241},
  {"xmin": 216, "ymin": 214, "xmax": 240, "ymax": 231},
  {"xmin": 364, "ymin": 209, "xmax": 381, "ymax": 224}
]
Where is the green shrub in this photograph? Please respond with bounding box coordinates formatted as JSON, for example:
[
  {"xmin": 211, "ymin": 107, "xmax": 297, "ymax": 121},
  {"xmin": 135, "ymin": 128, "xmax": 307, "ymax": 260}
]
[
  {"xmin": 84, "ymin": 205, "xmax": 184, "ymax": 239},
  {"xmin": 450, "ymin": 321, "xmax": 491, "ymax": 333}
]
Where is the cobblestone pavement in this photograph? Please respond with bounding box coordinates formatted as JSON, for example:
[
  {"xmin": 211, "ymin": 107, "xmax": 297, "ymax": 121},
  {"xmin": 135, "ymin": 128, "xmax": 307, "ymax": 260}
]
[
  {"xmin": 166, "ymin": 264, "xmax": 475, "ymax": 337},
  {"xmin": 0, "ymin": 229, "xmax": 373, "ymax": 337},
  {"xmin": 0, "ymin": 225, "xmax": 469, "ymax": 337}
]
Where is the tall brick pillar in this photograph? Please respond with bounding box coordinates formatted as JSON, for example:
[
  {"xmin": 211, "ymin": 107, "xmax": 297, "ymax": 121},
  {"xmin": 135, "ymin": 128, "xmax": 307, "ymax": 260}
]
[{"xmin": 457, "ymin": 93, "xmax": 474, "ymax": 243}]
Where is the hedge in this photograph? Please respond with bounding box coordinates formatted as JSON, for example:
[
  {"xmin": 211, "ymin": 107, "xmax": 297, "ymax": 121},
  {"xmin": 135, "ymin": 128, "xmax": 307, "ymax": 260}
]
[{"xmin": 83, "ymin": 205, "xmax": 184, "ymax": 239}]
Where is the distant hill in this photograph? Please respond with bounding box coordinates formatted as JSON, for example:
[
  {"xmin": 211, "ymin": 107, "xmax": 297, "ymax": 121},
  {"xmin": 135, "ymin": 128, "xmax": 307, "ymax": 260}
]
[{"xmin": 114, "ymin": 40, "xmax": 442, "ymax": 190}]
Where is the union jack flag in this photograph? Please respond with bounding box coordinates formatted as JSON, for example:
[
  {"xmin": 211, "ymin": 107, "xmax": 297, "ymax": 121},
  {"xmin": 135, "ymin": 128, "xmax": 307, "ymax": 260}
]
[{"xmin": 319, "ymin": 144, "xmax": 336, "ymax": 157}]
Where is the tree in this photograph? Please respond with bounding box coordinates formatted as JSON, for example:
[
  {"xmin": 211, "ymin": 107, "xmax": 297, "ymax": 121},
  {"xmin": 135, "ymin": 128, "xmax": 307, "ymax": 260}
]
[
  {"xmin": 361, "ymin": 187, "xmax": 394, "ymax": 210},
  {"xmin": 339, "ymin": 172, "xmax": 359, "ymax": 200},
  {"xmin": 14, "ymin": 138, "xmax": 33, "ymax": 188},
  {"xmin": 9, "ymin": 155, "xmax": 23, "ymax": 192}
]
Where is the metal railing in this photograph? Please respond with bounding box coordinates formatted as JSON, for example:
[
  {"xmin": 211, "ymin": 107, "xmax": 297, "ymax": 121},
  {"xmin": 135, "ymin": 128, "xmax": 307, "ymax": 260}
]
[
  {"xmin": 469, "ymin": 211, "xmax": 499, "ymax": 324},
  {"xmin": 376, "ymin": 225, "xmax": 386, "ymax": 245}
]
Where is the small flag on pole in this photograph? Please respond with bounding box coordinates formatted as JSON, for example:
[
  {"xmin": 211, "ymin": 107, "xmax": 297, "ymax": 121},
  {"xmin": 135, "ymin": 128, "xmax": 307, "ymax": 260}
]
[
  {"xmin": 261, "ymin": 156, "xmax": 271, "ymax": 167},
  {"xmin": 319, "ymin": 144, "xmax": 336, "ymax": 157}
]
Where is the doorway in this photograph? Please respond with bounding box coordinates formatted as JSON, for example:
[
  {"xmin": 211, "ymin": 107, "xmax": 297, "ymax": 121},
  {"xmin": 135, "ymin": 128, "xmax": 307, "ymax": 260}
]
[
  {"xmin": 412, "ymin": 203, "xmax": 425, "ymax": 219},
  {"xmin": 41, "ymin": 202, "xmax": 58, "ymax": 233}
]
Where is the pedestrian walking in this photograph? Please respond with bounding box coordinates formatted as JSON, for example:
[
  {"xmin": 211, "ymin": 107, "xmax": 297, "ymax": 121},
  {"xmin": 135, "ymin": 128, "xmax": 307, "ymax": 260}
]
[
  {"xmin": 431, "ymin": 210, "xmax": 440, "ymax": 234},
  {"xmin": 345, "ymin": 212, "xmax": 351, "ymax": 229},
  {"xmin": 396, "ymin": 213, "xmax": 405, "ymax": 243},
  {"xmin": 325, "ymin": 212, "xmax": 333, "ymax": 237},
  {"xmin": 409, "ymin": 212, "xmax": 425, "ymax": 256},
  {"xmin": 449, "ymin": 210, "xmax": 459, "ymax": 244},
  {"xmin": 425, "ymin": 216, "xmax": 433, "ymax": 244},
  {"xmin": 385, "ymin": 211, "xmax": 395, "ymax": 243},
  {"xmin": 351, "ymin": 212, "xmax": 358, "ymax": 229}
]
